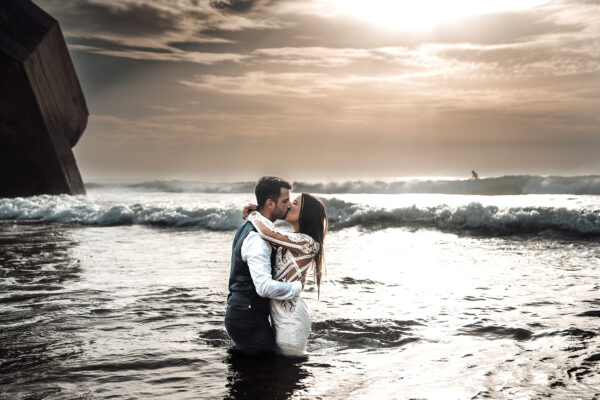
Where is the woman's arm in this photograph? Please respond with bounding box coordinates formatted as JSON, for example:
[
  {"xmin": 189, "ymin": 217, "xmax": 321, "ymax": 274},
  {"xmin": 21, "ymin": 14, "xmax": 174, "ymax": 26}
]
[
  {"xmin": 246, "ymin": 211, "xmax": 319, "ymax": 256},
  {"xmin": 242, "ymin": 203, "xmax": 258, "ymax": 219}
]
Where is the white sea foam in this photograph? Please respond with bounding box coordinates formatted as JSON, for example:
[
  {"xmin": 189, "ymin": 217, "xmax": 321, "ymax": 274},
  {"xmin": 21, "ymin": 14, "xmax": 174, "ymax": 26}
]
[
  {"xmin": 1, "ymin": 195, "xmax": 598, "ymax": 236},
  {"xmin": 322, "ymin": 198, "xmax": 600, "ymax": 235},
  {"xmin": 0, "ymin": 195, "xmax": 241, "ymax": 230},
  {"xmin": 87, "ymin": 175, "xmax": 600, "ymax": 195}
]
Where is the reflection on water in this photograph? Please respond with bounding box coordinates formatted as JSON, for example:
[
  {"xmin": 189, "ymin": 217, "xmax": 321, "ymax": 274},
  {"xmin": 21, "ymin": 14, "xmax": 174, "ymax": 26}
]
[
  {"xmin": 0, "ymin": 222, "xmax": 81, "ymax": 286},
  {"xmin": 1, "ymin": 220, "xmax": 600, "ymax": 399},
  {"xmin": 225, "ymin": 352, "xmax": 309, "ymax": 400},
  {"xmin": 0, "ymin": 222, "xmax": 83, "ymax": 397}
]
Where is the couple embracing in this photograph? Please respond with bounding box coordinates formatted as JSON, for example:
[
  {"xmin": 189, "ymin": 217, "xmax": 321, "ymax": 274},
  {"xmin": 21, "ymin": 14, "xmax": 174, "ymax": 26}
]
[{"xmin": 224, "ymin": 176, "xmax": 327, "ymax": 357}]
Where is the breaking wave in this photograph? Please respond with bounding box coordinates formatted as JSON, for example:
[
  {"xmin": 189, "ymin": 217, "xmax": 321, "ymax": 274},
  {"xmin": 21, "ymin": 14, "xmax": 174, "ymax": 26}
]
[
  {"xmin": 1, "ymin": 195, "xmax": 599, "ymax": 236},
  {"xmin": 87, "ymin": 175, "xmax": 600, "ymax": 195},
  {"xmin": 0, "ymin": 195, "xmax": 241, "ymax": 230}
]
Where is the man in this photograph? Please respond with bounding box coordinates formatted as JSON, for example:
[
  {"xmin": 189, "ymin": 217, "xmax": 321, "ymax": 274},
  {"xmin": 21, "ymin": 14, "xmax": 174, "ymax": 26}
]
[{"xmin": 224, "ymin": 176, "xmax": 302, "ymax": 354}]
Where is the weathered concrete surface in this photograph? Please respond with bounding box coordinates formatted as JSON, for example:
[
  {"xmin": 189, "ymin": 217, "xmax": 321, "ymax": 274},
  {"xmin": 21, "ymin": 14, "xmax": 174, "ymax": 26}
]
[{"xmin": 0, "ymin": 0, "xmax": 88, "ymax": 197}]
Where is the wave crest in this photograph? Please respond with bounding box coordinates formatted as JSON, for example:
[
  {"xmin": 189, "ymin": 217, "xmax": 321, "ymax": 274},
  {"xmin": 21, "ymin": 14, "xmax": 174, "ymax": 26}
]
[
  {"xmin": 88, "ymin": 175, "xmax": 600, "ymax": 195},
  {"xmin": 324, "ymin": 198, "xmax": 600, "ymax": 235},
  {"xmin": 1, "ymin": 195, "xmax": 599, "ymax": 236},
  {"xmin": 0, "ymin": 195, "xmax": 241, "ymax": 230}
]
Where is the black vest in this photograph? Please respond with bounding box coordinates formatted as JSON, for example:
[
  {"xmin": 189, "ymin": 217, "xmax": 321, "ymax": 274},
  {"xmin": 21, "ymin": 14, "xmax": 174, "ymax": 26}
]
[{"xmin": 227, "ymin": 221, "xmax": 274, "ymax": 315}]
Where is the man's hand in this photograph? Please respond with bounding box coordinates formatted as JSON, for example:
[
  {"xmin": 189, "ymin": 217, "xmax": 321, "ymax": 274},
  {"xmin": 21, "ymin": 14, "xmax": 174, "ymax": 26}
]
[{"xmin": 242, "ymin": 203, "xmax": 258, "ymax": 219}]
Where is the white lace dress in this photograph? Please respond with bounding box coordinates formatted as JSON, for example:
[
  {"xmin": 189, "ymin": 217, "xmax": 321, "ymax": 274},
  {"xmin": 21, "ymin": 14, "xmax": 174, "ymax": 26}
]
[{"xmin": 247, "ymin": 212, "xmax": 320, "ymax": 356}]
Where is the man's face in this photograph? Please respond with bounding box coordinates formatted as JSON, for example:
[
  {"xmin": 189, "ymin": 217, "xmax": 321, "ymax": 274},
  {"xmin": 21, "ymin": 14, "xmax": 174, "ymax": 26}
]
[{"xmin": 272, "ymin": 188, "xmax": 291, "ymax": 220}]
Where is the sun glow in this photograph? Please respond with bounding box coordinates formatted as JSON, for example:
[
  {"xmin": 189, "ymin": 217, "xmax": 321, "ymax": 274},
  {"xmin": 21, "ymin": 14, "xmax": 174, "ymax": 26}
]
[{"xmin": 327, "ymin": 0, "xmax": 548, "ymax": 31}]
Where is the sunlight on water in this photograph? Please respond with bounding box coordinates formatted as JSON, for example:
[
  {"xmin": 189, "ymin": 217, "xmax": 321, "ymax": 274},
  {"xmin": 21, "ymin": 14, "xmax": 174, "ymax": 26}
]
[{"xmin": 1, "ymin": 188, "xmax": 600, "ymax": 399}]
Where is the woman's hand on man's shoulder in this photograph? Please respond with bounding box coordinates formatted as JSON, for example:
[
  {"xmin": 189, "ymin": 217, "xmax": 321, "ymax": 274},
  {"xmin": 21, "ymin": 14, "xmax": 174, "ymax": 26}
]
[{"xmin": 242, "ymin": 203, "xmax": 258, "ymax": 219}]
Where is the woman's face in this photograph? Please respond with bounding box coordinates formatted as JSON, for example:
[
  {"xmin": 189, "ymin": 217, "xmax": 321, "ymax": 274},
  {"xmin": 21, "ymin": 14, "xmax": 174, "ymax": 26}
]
[{"xmin": 284, "ymin": 194, "xmax": 302, "ymax": 225}]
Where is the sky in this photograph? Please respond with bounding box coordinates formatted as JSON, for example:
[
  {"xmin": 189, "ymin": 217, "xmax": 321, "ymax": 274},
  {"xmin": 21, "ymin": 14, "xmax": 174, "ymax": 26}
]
[{"xmin": 35, "ymin": 0, "xmax": 600, "ymax": 181}]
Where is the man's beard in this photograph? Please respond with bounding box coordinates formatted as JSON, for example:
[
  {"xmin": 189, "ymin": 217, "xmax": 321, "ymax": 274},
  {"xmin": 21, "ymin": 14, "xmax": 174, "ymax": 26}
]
[{"xmin": 275, "ymin": 207, "xmax": 289, "ymax": 220}]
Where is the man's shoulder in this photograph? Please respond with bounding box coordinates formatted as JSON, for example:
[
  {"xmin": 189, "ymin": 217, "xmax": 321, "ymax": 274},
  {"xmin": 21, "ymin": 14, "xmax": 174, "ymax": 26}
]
[
  {"xmin": 241, "ymin": 219, "xmax": 257, "ymax": 231},
  {"xmin": 234, "ymin": 220, "xmax": 256, "ymax": 239},
  {"xmin": 243, "ymin": 230, "xmax": 266, "ymax": 245},
  {"xmin": 241, "ymin": 230, "xmax": 271, "ymax": 254}
]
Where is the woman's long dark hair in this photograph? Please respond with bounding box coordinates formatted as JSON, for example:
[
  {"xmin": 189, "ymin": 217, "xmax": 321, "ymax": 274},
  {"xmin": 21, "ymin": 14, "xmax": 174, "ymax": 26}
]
[{"xmin": 298, "ymin": 193, "xmax": 327, "ymax": 298}]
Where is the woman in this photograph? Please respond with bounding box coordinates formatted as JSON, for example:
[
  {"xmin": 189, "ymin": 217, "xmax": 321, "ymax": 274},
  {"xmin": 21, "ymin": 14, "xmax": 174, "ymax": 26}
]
[{"xmin": 243, "ymin": 193, "xmax": 327, "ymax": 357}]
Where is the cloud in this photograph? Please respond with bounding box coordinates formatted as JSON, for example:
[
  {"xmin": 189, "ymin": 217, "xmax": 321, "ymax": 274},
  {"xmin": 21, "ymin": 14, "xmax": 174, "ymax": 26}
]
[
  {"xmin": 148, "ymin": 105, "xmax": 178, "ymax": 112},
  {"xmin": 209, "ymin": 0, "xmax": 268, "ymax": 13},
  {"xmin": 427, "ymin": 41, "xmax": 600, "ymax": 79},
  {"xmin": 178, "ymin": 68, "xmax": 478, "ymax": 100},
  {"xmin": 32, "ymin": 0, "xmax": 600, "ymax": 179},
  {"xmin": 179, "ymin": 71, "xmax": 345, "ymax": 97},
  {"xmin": 39, "ymin": 0, "xmax": 284, "ymax": 36},
  {"xmin": 254, "ymin": 47, "xmax": 374, "ymax": 67},
  {"xmin": 178, "ymin": 48, "xmax": 598, "ymax": 122},
  {"xmin": 86, "ymin": 114, "xmax": 204, "ymax": 141},
  {"xmin": 425, "ymin": 10, "xmax": 584, "ymax": 45},
  {"xmin": 38, "ymin": 0, "xmax": 597, "ymax": 71},
  {"xmin": 40, "ymin": 0, "xmax": 180, "ymax": 36},
  {"xmin": 251, "ymin": 45, "xmax": 476, "ymax": 72},
  {"xmin": 69, "ymin": 44, "xmax": 248, "ymax": 64},
  {"xmin": 36, "ymin": 0, "xmax": 289, "ymax": 61}
]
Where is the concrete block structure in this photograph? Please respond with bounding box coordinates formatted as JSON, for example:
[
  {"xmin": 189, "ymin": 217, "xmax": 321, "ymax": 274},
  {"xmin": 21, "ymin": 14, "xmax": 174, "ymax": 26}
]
[{"xmin": 0, "ymin": 0, "xmax": 88, "ymax": 197}]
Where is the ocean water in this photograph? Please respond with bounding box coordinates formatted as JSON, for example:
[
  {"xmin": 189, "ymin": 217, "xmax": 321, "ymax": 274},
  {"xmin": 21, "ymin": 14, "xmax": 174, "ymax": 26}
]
[{"xmin": 1, "ymin": 176, "xmax": 600, "ymax": 399}]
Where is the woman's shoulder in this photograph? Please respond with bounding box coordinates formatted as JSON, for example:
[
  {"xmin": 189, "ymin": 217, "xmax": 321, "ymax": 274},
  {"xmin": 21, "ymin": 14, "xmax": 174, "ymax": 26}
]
[
  {"xmin": 289, "ymin": 232, "xmax": 320, "ymax": 254},
  {"xmin": 285, "ymin": 231, "xmax": 311, "ymax": 243}
]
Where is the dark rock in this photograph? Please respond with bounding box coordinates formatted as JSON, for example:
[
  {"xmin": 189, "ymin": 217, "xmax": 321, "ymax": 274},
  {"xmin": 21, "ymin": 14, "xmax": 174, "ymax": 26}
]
[
  {"xmin": 0, "ymin": 0, "xmax": 88, "ymax": 197},
  {"xmin": 585, "ymin": 353, "xmax": 600, "ymax": 363},
  {"xmin": 577, "ymin": 310, "xmax": 600, "ymax": 317}
]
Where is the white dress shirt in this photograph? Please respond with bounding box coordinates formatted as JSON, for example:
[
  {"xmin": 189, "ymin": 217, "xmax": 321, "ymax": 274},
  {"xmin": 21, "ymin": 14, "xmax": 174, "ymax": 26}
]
[{"xmin": 241, "ymin": 217, "xmax": 302, "ymax": 300}]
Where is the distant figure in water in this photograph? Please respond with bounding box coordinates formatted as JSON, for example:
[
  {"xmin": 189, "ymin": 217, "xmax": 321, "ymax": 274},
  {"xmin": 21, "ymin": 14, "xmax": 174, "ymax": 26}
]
[{"xmin": 471, "ymin": 170, "xmax": 479, "ymax": 180}]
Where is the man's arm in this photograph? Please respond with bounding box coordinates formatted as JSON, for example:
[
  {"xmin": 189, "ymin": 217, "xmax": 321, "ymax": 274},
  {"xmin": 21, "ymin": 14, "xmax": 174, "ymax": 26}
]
[{"xmin": 242, "ymin": 232, "xmax": 302, "ymax": 300}]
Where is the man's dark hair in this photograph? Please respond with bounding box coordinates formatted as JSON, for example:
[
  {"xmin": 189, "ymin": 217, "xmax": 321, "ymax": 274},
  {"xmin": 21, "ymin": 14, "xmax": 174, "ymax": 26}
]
[{"xmin": 255, "ymin": 176, "xmax": 292, "ymax": 209}]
